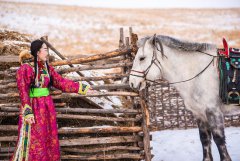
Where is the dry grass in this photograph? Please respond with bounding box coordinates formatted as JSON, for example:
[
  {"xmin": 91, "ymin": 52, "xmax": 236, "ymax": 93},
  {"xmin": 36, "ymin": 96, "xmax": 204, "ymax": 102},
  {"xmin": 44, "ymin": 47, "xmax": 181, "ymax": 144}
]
[
  {"xmin": 0, "ymin": 1, "xmax": 240, "ymax": 56},
  {"xmin": 0, "ymin": 30, "xmax": 30, "ymax": 55}
]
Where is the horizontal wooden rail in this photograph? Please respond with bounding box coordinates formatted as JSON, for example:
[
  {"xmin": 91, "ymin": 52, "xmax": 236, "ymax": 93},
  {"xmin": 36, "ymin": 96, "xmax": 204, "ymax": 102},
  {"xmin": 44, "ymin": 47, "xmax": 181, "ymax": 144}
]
[
  {"xmin": 57, "ymin": 62, "xmax": 133, "ymax": 74},
  {"xmin": 0, "ymin": 107, "xmax": 139, "ymax": 114},
  {"xmin": 61, "ymin": 153, "xmax": 143, "ymax": 160},
  {"xmin": 0, "ymin": 91, "xmax": 138, "ymax": 99},
  {"xmin": 50, "ymin": 49, "xmax": 132, "ymax": 66},
  {"xmin": 0, "ymin": 126, "xmax": 142, "ymax": 134}
]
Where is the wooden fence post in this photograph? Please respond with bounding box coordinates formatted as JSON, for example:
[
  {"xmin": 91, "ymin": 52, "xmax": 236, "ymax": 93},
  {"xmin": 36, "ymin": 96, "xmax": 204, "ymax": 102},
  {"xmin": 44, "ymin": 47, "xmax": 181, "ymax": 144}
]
[{"xmin": 140, "ymin": 90, "xmax": 152, "ymax": 161}]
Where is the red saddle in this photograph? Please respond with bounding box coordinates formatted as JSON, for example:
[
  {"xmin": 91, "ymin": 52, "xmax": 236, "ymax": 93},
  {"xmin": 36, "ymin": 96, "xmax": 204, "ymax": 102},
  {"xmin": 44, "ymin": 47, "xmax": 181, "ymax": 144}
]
[{"xmin": 218, "ymin": 38, "xmax": 240, "ymax": 58}]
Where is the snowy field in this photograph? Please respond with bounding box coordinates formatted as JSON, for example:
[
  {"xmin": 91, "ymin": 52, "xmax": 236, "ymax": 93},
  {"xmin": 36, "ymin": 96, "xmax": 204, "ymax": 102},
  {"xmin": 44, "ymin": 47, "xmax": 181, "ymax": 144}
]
[
  {"xmin": 0, "ymin": 1, "xmax": 240, "ymax": 56},
  {"xmin": 151, "ymin": 127, "xmax": 240, "ymax": 161},
  {"xmin": 3, "ymin": 0, "xmax": 240, "ymax": 9}
]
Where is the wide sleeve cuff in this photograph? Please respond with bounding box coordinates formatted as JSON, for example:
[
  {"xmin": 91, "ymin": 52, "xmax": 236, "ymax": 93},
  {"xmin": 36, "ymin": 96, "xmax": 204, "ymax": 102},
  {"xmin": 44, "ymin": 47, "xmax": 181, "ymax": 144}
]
[
  {"xmin": 23, "ymin": 104, "xmax": 34, "ymax": 120},
  {"xmin": 78, "ymin": 82, "xmax": 90, "ymax": 95}
]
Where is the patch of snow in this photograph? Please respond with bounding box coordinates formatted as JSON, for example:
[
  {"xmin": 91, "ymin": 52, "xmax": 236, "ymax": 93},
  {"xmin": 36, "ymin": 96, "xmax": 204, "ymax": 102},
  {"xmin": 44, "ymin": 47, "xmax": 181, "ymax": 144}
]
[
  {"xmin": 151, "ymin": 127, "xmax": 240, "ymax": 161},
  {"xmin": 3, "ymin": 0, "xmax": 240, "ymax": 9}
]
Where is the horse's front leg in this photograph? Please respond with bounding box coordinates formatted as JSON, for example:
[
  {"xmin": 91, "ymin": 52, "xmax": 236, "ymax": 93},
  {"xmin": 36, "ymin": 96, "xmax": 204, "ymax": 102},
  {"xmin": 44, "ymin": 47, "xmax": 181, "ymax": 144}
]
[
  {"xmin": 197, "ymin": 119, "xmax": 213, "ymax": 161},
  {"xmin": 206, "ymin": 108, "xmax": 232, "ymax": 161}
]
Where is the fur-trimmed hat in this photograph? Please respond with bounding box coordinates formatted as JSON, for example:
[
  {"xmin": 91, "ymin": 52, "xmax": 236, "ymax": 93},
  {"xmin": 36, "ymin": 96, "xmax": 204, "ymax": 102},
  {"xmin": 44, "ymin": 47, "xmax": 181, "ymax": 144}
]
[{"xmin": 19, "ymin": 50, "xmax": 33, "ymax": 64}]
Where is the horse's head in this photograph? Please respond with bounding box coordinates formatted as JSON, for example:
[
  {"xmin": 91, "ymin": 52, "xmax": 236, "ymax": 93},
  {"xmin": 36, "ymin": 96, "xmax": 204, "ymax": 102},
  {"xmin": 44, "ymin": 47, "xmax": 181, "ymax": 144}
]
[{"xmin": 129, "ymin": 34, "xmax": 165, "ymax": 91}]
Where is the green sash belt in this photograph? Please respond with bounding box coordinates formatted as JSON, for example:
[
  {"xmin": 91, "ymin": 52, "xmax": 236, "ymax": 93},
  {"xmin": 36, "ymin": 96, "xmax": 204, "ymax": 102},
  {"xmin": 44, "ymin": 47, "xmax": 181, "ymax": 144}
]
[{"xmin": 29, "ymin": 88, "xmax": 50, "ymax": 98}]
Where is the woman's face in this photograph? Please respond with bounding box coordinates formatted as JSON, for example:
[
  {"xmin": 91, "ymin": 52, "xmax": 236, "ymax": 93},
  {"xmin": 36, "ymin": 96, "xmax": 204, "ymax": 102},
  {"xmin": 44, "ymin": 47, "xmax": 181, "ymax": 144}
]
[{"xmin": 37, "ymin": 43, "xmax": 48, "ymax": 62}]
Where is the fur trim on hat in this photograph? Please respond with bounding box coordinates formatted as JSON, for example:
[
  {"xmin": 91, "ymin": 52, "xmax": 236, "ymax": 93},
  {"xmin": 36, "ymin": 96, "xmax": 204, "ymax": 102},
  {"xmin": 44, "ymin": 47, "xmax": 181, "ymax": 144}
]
[{"xmin": 19, "ymin": 50, "xmax": 33, "ymax": 64}]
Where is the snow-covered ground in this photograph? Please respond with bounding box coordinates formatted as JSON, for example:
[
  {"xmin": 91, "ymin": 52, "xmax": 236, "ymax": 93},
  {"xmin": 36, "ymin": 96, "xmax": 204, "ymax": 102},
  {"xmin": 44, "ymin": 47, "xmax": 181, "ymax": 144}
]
[
  {"xmin": 4, "ymin": 0, "xmax": 240, "ymax": 9},
  {"xmin": 151, "ymin": 127, "xmax": 240, "ymax": 161},
  {"xmin": 1, "ymin": 1, "xmax": 240, "ymax": 56}
]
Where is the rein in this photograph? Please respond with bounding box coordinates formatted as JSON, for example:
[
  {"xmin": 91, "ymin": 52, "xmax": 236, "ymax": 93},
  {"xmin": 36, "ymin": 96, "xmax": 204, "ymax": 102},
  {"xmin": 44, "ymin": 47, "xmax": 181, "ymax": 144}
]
[{"xmin": 130, "ymin": 39, "xmax": 219, "ymax": 85}]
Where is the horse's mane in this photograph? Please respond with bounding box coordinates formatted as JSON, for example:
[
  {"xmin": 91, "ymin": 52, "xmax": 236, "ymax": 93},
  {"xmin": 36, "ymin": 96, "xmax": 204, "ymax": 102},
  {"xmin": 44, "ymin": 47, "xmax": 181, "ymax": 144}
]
[{"xmin": 138, "ymin": 35, "xmax": 216, "ymax": 52}]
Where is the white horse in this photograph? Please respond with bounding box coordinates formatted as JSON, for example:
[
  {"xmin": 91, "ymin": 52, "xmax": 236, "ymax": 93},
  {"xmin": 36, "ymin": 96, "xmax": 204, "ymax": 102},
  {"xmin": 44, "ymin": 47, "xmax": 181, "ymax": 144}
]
[{"xmin": 129, "ymin": 35, "xmax": 240, "ymax": 161}]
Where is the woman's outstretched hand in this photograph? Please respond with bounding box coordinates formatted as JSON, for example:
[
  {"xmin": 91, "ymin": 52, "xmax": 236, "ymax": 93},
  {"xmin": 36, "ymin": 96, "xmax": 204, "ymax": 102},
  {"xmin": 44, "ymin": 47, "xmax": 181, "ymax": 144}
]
[
  {"xmin": 25, "ymin": 116, "xmax": 35, "ymax": 124},
  {"xmin": 86, "ymin": 87, "xmax": 98, "ymax": 95}
]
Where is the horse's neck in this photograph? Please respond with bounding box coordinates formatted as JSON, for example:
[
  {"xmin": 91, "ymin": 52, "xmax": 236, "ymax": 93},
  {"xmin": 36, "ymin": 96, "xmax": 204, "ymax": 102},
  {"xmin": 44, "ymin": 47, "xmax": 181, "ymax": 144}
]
[
  {"xmin": 160, "ymin": 46, "xmax": 219, "ymax": 102},
  {"xmin": 163, "ymin": 49, "xmax": 210, "ymax": 79}
]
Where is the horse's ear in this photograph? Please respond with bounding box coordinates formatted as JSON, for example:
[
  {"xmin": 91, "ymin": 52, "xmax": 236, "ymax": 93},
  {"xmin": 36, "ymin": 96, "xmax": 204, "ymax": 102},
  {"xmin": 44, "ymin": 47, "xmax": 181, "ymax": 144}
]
[
  {"xmin": 152, "ymin": 34, "xmax": 166, "ymax": 58},
  {"xmin": 153, "ymin": 34, "xmax": 157, "ymax": 45}
]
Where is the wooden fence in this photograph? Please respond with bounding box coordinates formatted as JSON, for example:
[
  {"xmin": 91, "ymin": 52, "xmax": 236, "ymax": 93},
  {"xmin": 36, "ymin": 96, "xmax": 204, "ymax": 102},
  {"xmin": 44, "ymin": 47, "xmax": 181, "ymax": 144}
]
[
  {"xmin": 0, "ymin": 28, "xmax": 152, "ymax": 161},
  {"xmin": 1, "ymin": 27, "xmax": 239, "ymax": 161},
  {"xmin": 147, "ymin": 81, "xmax": 240, "ymax": 131}
]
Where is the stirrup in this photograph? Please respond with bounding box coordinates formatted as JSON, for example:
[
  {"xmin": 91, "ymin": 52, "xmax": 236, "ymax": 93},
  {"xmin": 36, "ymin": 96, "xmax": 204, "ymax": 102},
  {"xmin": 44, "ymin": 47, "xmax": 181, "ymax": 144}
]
[{"xmin": 227, "ymin": 91, "xmax": 240, "ymax": 104}]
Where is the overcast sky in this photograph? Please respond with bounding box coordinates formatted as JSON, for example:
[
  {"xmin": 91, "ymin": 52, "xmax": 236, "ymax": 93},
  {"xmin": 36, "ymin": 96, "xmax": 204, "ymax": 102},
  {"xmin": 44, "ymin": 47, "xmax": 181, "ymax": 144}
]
[{"xmin": 3, "ymin": 0, "xmax": 240, "ymax": 8}]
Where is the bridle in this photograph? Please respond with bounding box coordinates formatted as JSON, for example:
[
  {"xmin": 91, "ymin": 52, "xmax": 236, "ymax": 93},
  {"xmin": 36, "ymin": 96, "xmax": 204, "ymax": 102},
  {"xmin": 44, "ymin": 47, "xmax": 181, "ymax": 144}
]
[
  {"xmin": 130, "ymin": 38, "xmax": 164, "ymax": 82},
  {"xmin": 130, "ymin": 36, "xmax": 218, "ymax": 85}
]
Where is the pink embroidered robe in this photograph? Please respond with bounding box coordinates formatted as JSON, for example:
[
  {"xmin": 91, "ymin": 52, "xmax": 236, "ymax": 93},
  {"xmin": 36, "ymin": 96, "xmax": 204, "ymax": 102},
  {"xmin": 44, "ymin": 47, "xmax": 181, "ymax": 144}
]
[{"xmin": 11, "ymin": 63, "xmax": 87, "ymax": 161}]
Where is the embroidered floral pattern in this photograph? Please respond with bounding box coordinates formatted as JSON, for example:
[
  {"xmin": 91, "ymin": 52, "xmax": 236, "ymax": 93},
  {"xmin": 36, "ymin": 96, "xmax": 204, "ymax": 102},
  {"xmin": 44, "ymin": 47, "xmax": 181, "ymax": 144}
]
[
  {"xmin": 12, "ymin": 105, "xmax": 32, "ymax": 161},
  {"xmin": 23, "ymin": 104, "xmax": 34, "ymax": 120}
]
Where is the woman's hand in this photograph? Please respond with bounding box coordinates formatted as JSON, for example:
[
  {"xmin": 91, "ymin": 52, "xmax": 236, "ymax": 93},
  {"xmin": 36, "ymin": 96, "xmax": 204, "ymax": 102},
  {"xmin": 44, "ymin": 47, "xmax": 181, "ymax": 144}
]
[
  {"xmin": 86, "ymin": 87, "xmax": 97, "ymax": 95},
  {"xmin": 25, "ymin": 116, "xmax": 35, "ymax": 124}
]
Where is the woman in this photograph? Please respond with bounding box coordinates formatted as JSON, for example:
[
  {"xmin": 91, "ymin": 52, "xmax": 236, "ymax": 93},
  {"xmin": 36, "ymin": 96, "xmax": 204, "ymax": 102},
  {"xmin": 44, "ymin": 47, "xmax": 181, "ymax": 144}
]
[{"xmin": 11, "ymin": 40, "xmax": 92, "ymax": 161}]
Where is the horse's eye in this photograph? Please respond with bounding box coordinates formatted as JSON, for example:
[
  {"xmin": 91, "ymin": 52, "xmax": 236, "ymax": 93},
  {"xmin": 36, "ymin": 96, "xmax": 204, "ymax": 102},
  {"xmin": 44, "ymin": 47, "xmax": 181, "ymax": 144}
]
[{"xmin": 139, "ymin": 57, "xmax": 145, "ymax": 61}]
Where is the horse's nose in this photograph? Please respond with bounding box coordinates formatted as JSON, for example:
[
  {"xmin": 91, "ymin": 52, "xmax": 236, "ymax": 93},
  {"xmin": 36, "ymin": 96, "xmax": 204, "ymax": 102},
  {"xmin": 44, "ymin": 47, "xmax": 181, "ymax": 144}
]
[
  {"xmin": 132, "ymin": 82, "xmax": 142, "ymax": 91},
  {"xmin": 130, "ymin": 82, "xmax": 138, "ymax": 91}
]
